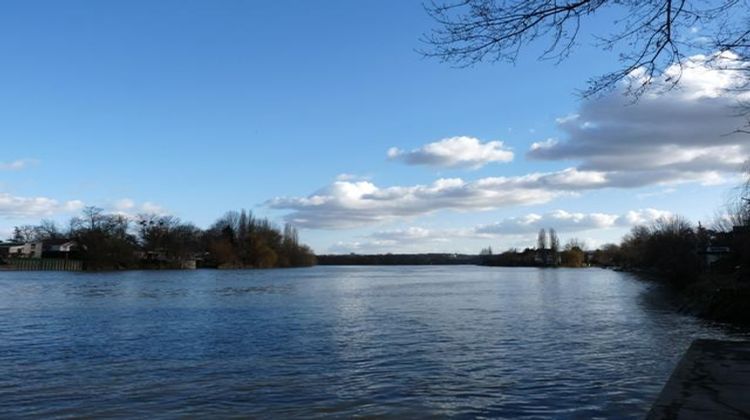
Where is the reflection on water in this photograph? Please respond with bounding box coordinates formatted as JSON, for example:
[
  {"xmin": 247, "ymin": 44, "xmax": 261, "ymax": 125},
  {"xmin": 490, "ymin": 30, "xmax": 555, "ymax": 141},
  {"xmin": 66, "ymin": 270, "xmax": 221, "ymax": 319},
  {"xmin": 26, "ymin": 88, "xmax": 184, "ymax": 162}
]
[{"xmin": 0, "ymin": 266, "xmax": 745, "ymax": 418}]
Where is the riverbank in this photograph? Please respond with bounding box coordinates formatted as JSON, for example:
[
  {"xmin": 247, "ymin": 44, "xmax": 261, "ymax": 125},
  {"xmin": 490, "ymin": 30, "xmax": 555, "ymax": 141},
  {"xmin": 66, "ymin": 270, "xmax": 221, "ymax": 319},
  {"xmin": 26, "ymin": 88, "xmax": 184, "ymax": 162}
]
[
  {"xmin": 647, "ymin": 339, "xmax": 750, "ymax": 419},
  {"xmin": 673, "ymin": 272, "xmax": 750, "ymax": 325},
  {"xmin": 626, "ymin": 265, "xmax": 750, "ymax": 326}
]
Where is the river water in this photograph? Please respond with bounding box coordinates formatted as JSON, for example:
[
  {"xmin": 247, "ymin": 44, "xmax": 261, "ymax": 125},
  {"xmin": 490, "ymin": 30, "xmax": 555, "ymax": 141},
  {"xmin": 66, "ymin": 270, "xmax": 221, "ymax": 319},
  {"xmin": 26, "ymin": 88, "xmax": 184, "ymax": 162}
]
[{"xmin": 0, "ymin": 266, "xmax": 745, "ymax": 418}]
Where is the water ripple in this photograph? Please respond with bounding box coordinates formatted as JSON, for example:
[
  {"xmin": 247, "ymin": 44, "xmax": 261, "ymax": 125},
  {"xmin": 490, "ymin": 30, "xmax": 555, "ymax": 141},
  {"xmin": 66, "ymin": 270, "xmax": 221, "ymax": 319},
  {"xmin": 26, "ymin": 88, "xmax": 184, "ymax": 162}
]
[{"xmin": 0, "ymin": 266, "xmax": 746, "ymax": 418}]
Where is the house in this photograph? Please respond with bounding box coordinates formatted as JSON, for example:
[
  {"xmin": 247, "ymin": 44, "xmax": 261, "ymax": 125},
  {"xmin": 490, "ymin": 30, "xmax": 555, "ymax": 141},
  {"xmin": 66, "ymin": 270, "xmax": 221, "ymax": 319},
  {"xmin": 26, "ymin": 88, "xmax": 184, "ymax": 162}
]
[
  {"xmin": 41, "ymin": 239, "xmax": 78, "ymax": 258},
  {"xmin": 0, "ymin": 239, "xmax": 78, "ymax": 259},
  {"xmin": 0, "ymin": 242, "xmax": 23, "ymax": 259},
  {"xmin": 700, "ymin": 246, "xmax": 732, "ymax": 267},
  {"xmin": 7, "ymin": 241, "xmax": 44, "ymax": 258}
]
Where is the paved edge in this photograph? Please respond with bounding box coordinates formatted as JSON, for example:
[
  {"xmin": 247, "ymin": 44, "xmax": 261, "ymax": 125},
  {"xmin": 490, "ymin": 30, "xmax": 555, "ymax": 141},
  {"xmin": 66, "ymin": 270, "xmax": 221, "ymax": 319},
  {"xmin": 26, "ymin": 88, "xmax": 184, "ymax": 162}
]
[{"xmin": 646, "ymin": 339, "xmax": 750, "ymax": 419}]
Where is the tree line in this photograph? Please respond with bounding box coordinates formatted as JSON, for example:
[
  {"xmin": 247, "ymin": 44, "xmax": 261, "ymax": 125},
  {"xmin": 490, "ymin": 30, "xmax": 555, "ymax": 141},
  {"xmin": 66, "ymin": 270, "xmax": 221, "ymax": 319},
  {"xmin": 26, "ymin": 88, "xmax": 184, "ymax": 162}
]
[
  {"xmin": 593, "ymin": 175, "xmax": 750, "ymax": 286},
  {"xmin": 481, "ymin": 186, "xmax": 750, "ymax": 287},
  {"xmin": 481, "ymin": 228, "xmax": 587, "ymax": 268},
  {"xmin": 5, "ymin": 207, "xmax": 316, "ymax": 270}
]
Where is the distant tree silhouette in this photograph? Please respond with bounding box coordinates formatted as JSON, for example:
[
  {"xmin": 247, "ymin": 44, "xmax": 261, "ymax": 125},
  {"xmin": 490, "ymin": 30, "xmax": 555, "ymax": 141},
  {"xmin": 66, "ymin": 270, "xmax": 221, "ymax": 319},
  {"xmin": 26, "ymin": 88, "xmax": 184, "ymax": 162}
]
[
  {"xmin": 136, "ymin": 214, "xmax": 202, "ymax": 263},
  {"xmin": 70, "ymin": 209, "xmax": 138, "ymax": 270},
  {"xmin": 35, "ymin": 220, "xmax": 61, "ymax": 240},
  {"xmin": 561, "ymin": 247, "xmax": 585, "ymax": 267},
  {"xmin": 11, "ymin": 225, "xmax": 36, "ymax": 243},
  {"xmin": 205, "ymin": 210, "xmax": 315, "ymax": 269},
  {"xmin": 565, "ymin": 238, "xmax": 586, "ymax": 251},
  {"xmin": 9, "ymin": 207, "xmax": 316, "ymax": 271},
  {"xmin": 537, "ymin": 228, "xmax": 547, "ymax": 250},
  {"xmin": 549, "ymin": 228, "xmax": 560, "ymax": 253},
  {"xmin": 619, "ymin": 215, "xmax": 701, "ymax": 284}
]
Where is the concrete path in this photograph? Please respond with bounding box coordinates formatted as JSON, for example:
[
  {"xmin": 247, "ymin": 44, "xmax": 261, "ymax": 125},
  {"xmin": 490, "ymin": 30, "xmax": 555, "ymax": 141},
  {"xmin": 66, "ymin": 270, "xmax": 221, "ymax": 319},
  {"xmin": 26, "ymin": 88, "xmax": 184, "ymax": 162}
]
[{"xmin": 647, "ymin": 339, "xmax": 750, "ymax": 419}]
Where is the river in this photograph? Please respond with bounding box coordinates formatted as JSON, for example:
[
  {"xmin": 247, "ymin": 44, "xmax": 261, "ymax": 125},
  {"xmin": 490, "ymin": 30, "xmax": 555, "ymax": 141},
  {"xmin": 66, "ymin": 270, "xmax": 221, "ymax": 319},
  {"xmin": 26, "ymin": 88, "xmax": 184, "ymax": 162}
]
[{"xmin": 0, "ymin": 266, "xmax": 745, "ymax": 418}]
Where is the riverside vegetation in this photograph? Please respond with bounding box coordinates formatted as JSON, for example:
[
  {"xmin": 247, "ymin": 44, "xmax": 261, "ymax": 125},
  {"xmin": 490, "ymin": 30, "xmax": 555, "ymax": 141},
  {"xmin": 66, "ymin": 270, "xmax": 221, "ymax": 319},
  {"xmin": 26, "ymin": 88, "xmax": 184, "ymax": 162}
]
[
  {"xmin": 480, "ymin": 193, "xmax": 750, "ymax": 325},
  {"xmin": 473, "ymin": 171, "xmax": 750, "ymax": 326},
  {"xmin": 3, "ymin": 207, "xmax": 315, "ymax": 270},
  {"xmin": 4, "ymin": 182, "xmax": 750, "ymax": 325}
]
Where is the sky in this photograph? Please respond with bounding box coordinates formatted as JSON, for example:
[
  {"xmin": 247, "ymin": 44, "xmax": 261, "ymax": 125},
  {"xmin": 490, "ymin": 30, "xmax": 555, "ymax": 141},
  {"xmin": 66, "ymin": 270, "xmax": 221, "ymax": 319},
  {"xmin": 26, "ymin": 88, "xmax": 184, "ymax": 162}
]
[{"xmin": 0, "ymin": 1, "xmax": 748, "ymax": 253}]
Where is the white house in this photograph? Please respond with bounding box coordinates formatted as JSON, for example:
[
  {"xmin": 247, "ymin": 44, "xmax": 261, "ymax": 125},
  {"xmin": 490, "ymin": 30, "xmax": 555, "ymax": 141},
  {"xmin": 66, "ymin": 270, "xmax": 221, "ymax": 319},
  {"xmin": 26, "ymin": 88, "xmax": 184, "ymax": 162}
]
[
  {"xmin": 8, "ymin": 241, "xmax": 44, "ymax": 258},
  {"xmin": 45, "ymin": 240, "xmax": 77, "ymax": 253}
]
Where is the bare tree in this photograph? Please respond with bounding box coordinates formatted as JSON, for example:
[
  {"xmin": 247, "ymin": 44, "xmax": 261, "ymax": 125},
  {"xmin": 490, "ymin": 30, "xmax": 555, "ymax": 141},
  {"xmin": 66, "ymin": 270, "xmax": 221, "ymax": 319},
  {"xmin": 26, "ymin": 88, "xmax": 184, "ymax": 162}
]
[
  {"xmin": 11, "ymin": 225, "xmax": 37, "ymax": 243},
  {"xmin": 549, "ymin": 228, "xmax": 560, "ymax": 253},
  {"xmin": 565, "ymin": 237, "xmax": 587, "ymax": 251},
  {"xmin": 537, "ymin": 228, "xmax": 547, "ymax": 250},
  {"xmin": 714, "ymin": 166, "xmax": 750, "ymax": 231},
  {"xmin": 77, "ymin": 206, "xmax": 104, "ymax": 230},
  {"xmin": 423, "ymin": 0, "xmax": 750, "ymax": 96},
  {"xmin": 35, "ymin": 219, "xmax": 61, "ymax": 240}
]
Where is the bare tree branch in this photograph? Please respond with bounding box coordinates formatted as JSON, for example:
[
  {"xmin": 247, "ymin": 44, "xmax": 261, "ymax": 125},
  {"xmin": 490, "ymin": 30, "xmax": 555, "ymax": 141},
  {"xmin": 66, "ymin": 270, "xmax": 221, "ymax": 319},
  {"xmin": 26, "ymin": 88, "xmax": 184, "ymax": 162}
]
[{"xmin": 422, "ymin": 0, "xmax": 750, "ymax": 97}]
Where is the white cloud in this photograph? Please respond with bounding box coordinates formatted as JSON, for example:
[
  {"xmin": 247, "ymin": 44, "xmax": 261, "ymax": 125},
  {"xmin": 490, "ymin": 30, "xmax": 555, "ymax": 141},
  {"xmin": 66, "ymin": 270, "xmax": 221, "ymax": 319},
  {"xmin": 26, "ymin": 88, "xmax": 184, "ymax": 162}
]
[
  {"xmin": 113, "ymin": 198, "xmax": 136, "ymax": 211},
  {"xmin": 527, "ymin": 52, "xmax": 750, "ymax": 186},
  {"xmin": 388, "ymin": 136, "xmax": 514, "ymax": 169},
  {"xmin": 370, "ymin": 226, "xmax": 436, "ymax": 241},
  {"xmin": 475, "ymin": 208, "xmax": 671, "ymax": 235},
  {"xmin": 335, "ymin": 173, "xmax": 371, "ymax": 181},
  {"xmin": 267, "ymin": 167, "xmax": 614, "ymax": 228},
  {"xmin": 268, "ymin": 165, "xmax": 697, "ymax": 229},
  {"xmin": 0, "ymin": 159, "xmax": 38, "ymax": 171},
  {"xmin": 271, "ymin": 53, "xmax": 750, "ymax": 231},
  {"xmin": 0, "ymin": 193, "xmax": 84, "ymax": 218},
  {"xmin": 109, "ymin": 198, "xmax": 169, "ymax": 218},
  {"xmin": 622, "ymin": 208, "xmax": 673, "ymax": 226}
]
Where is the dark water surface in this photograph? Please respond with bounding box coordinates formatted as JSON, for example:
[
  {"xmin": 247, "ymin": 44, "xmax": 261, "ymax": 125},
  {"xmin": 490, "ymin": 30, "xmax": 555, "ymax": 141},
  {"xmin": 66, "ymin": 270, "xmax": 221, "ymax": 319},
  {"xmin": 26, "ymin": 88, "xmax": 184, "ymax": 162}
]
[{"xmin": 0, "ymin": 266, "xmax": 746, "ymax": 418}]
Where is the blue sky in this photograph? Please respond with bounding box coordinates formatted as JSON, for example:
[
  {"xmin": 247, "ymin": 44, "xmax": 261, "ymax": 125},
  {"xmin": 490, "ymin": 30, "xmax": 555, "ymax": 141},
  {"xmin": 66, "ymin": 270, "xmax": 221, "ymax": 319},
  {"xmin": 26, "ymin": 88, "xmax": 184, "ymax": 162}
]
[{"xmin": 1, "ymin": 1, "xmax": 747, "ymax": 253}]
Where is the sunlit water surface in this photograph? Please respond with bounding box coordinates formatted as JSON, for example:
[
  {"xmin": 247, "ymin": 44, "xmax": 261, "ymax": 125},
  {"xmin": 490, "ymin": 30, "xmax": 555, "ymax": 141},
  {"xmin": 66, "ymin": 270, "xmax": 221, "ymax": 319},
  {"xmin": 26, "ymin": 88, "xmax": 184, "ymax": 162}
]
[{"xmin": 0, "ymin": 266, "xmax": 746, "ymax": 418}]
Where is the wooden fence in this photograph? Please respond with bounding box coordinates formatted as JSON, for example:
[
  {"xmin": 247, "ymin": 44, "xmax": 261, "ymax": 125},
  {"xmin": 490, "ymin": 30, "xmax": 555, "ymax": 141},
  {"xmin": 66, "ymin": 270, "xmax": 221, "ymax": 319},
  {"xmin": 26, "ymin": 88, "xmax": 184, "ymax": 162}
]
[{"xmin": 2, "ymin": 258, "xmax": 83, "ymax": 272}]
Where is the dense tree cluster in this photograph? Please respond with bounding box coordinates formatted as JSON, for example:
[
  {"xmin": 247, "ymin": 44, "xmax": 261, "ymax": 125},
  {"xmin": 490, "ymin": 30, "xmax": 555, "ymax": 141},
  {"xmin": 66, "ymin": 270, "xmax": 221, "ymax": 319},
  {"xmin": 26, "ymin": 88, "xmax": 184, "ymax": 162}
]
[
  {"xmin": 560, "ymin": 239, "xmax": 585, "ymax": 268},
  {"xmin": 70, "ymin": 208, "xmax": 139, "ymax": 270},
  {"xmin": 617, "ymin": 216, "xmax": 703, "ymax": 284},
  {"xmin": 590, "ymin": 174, "xmax": 750, "ymax": 284},
  {"xmin": 5, "ymin": 207, "xmax": 315, "ymax": 270},
  {"xmin": 203, "ymin": 210, "xmax": 316, "ymax": 269}
]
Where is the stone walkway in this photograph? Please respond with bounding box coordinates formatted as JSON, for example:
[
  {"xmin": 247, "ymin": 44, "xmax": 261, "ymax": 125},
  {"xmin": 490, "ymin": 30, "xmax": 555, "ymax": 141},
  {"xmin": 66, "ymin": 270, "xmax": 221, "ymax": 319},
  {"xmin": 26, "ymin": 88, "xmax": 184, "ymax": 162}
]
[{"xmin": 647, "ymin": 339, "xmax": 750, "ymax": 419}]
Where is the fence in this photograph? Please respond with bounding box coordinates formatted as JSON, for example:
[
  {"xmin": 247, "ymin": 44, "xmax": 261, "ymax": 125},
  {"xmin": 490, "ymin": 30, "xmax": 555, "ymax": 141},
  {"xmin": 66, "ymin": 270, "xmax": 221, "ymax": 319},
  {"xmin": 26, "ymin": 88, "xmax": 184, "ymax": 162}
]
[{"xmin": 2, "ymin": 258, "xmax": 83, "ymax": 272}]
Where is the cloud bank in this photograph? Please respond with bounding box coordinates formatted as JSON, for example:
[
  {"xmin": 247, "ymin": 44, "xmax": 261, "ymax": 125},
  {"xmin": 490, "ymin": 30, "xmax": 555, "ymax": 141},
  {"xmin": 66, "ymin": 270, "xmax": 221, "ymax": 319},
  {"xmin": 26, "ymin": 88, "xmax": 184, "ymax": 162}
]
[
  {"xmin": 267, "ymin": 167, "xmax": 621, "ymax": 228},
  {"xmin": 267, "ymin": 166, "xmax": 705, "ymax": 229},
  {"xmin": 388, "ymin": 136, "xmax": 513, "ymax": 169},
  {"xmin": 329, "ymin": 208, "xmax": 672, "ymax": 253},
  {"xmin": 0, "ymin": 193, "xmax": 84, "ymax": 219},
  {"xmin": 474, "ymin": 208, "xmax": 672, "ymax": 235},
  {"xmin": 528, "ymin": 53, "xmax": 750, "ymax": 181},
  {"xmin": 272, "ymin": 53, "xmax": 749, "ymax": 230},
  {"xmin": 110, "ymin": 198, "xmax": 170, "ymax": 218}
]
